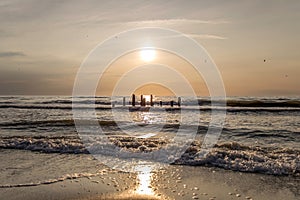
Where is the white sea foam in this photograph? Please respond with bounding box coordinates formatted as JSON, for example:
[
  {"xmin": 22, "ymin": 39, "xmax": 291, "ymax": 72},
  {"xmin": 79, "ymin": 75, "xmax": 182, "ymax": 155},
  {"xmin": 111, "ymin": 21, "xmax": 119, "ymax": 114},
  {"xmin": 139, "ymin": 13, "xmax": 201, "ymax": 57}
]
[
  {"xmin": 0, "ymin": 170, "xmax": 108, "ymax": 188},
  {"xmin": 0, "ymin": 136, "xmax": 299, "ymax": 176}
]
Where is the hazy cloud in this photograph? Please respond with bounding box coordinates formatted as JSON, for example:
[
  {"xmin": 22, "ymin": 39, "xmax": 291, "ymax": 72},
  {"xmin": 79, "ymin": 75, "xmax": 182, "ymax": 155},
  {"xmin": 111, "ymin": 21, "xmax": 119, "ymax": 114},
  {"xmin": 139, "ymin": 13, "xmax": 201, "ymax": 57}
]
[
  {"xmin": 0, "ymin": 51, "xmax": 26, "ymax": 58},
  {"xmin": 124, "ymin": 18, "xmax": 230, "ymax": 26},
  {"xmin": 188, "ymin": 34, "xmax": 227, "ymax": 40}
]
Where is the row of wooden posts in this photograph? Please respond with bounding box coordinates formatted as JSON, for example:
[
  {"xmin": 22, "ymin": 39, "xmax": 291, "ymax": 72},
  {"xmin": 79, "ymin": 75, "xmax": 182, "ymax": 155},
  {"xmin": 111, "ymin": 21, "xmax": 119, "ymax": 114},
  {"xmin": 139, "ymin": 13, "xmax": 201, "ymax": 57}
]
[{"xmin": 121, "ymin": 94, "xmax": 181, "ymax": 107}]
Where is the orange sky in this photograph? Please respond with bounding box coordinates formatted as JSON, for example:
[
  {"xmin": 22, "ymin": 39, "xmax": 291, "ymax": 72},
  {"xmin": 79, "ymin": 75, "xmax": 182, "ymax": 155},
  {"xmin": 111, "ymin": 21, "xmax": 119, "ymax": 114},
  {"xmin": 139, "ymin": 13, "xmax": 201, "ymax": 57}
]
[{"xmin": 97, "ymin": 50, "xmax": 209, "ymax": 96}]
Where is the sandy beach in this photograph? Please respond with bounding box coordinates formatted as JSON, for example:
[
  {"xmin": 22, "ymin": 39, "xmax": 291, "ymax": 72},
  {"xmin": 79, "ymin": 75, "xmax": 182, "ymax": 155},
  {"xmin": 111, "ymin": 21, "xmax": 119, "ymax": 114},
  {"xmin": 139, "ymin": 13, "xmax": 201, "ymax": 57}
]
[{"xmin": 1, "ymin": 149, "xmax": 299, "ymax": 200}]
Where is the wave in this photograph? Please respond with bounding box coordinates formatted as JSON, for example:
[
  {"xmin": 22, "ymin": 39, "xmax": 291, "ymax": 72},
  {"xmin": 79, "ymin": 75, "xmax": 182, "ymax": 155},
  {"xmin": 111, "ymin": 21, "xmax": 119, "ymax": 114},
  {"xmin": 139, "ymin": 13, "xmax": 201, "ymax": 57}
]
[
  {"xmin": 1, "ymin": 97, "xmax": 300, "ymax": 108},
  {"xmin": 0, "ymin": 104, "xmax": 300, "ymax": 113},
  {"xmin": 0, "ymin": 105, "xmax": 110, "ymax": 110},
  {"xmin": 0, "ymin": 135, "xmax": 88, "ymax": 154},
  {"xmin": 0, "ymin": 119, "xmax": 116, "ymax": 128},
  {"xmin": 0, "ymin": 170, "xmax": 106, "ymax": 188},
  {"xmin": 176, "ymin": 141, "xmax": 300, "ymax": 176},
  {"xmin": 0, "ymin": 135, "xmax": 299, "ymax": 176},
  {"xmin": 0, "ymin": 119, "xmax": 75, "ymax": 127},
  {"xmin": 41, "ymin": 100, "xmax": 111, "ymax": 105},
  {"xmin": 198, "ymin": 99, "xmax": 300, "ymax": 108}
]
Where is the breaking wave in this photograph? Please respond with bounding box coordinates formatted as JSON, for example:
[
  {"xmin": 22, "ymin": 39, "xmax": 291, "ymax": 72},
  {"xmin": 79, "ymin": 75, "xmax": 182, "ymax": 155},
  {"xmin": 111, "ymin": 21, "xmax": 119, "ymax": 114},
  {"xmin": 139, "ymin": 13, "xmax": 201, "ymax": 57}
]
[{"xmin": 0, "ymin": 135, "xmax": 299, "ymax": 176}]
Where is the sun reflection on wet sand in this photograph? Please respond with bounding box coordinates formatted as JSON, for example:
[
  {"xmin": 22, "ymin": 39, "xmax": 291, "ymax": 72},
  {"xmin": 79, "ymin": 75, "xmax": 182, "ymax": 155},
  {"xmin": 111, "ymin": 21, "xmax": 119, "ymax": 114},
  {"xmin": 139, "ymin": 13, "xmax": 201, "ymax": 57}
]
[
  {"xmin": 111, "ymin": 164, "xmax": 165, "ymax": 199},
  {"xmin": 135, "ymin": 165, "xmax": 154, "ymax": 196}
]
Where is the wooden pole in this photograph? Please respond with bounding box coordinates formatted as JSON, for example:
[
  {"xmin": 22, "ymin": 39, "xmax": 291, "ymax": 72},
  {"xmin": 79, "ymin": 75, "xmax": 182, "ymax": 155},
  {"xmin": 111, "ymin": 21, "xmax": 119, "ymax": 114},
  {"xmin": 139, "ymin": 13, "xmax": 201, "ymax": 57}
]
[
  {"xmin": 132, "ymin": 94, "xmax": 135, "ymax": 106},
  {"xmin": 150, "ymin": 94, "xmax": 153, "ymax": 106},
  {"xmin": 141, "ymin": 95, "xmax": 144, "ymax": 106},
  {"xmin": 159, "ymin": 101, "xmax": 162, "ymax": 107},
  {"xmin": 123, "ymin": 97, "xmax": 125, "ymax": 106},
  {"xmin": 170, "ymin": 100, "xmax": 174, "ymax": 107},
  {"xmin": 178, "ymin": 97, "xmax": 181, "ymax": 107}
]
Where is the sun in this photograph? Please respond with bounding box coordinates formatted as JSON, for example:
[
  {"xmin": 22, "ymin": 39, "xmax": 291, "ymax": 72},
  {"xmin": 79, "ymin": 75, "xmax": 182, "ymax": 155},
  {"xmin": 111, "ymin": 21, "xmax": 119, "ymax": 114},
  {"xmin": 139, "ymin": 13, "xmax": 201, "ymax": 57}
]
[{"xmin": 140, "ymin": 49, "xmax": 156, "ymax": 62}]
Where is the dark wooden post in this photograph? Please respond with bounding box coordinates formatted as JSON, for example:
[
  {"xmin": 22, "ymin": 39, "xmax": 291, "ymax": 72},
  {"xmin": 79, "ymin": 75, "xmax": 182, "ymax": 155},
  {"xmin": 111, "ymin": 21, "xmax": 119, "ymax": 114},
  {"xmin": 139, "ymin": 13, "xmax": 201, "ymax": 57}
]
[
  {"xmin": 150, "ymin": 94, "xmax": 153, "ymax": 106},
  {"xmin": 123, "ymin": 97, "xmax": 125, "ymax": 106},
  {"xmin": 159, "ymin": 101, "xmax": 162, "ymax": 107},
  {"xmin": 132, "ymin": 94, "xmax": 135, "ymax": 106},
  {"xmin": 178, "ymin": 97, "xmax": 181, "ymax": 107},
  {"xmin": 170, "ymin": 100, "xmax": 174, "ymax": 107},
  {"xmin": 140, "ymin": 95, "xmax": 143, "ymax": 106}
]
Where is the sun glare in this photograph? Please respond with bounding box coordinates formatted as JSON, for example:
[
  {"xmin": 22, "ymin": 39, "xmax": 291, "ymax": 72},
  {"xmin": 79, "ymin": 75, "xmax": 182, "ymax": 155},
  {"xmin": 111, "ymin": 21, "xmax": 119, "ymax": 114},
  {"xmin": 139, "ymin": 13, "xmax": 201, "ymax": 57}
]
[
  {"xmin": 144, "ymin": 95, "xmax": 151, "ymax": 102},
  {"xmin": 140, "ymin": 49, "xmax": 156, "ymax": 62},
  {"xmin": 135, "ymin": 165, "xmax": 154, "ymax": 196}
]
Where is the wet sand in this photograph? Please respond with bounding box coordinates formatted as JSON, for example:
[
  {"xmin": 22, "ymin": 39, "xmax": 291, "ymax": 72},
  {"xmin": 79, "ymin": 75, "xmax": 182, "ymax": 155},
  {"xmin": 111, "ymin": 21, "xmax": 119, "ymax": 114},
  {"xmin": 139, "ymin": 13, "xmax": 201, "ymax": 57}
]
[
  {"xmin": 0, "ymin": 149, "xmax": 299, "ymax": 200},
  {"xmin": 1, "ymin": 165, "xmax": 299, "ymax": 200},
  {"xmin": 152, "ymin": 165, "xmax": 299, "ymax": 200}
]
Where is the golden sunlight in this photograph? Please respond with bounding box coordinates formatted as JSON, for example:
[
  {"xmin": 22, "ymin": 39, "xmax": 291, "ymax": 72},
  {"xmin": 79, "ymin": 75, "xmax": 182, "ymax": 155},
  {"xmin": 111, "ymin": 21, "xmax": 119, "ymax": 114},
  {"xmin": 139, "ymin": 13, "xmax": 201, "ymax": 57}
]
[
  {"xmin": 140, "ymin": 49, "xmax": 156, "ymax": 62},
  {"xmin": 134, "ymin": 83, "xmax": 175, "ymax": 96},
  {"xmin": 144, "ymin": 95, "xmax": 151, "ymax": 102},
  {"xmin": 135, "ymin": 165, "xmax": 154, "ymax": 196}
]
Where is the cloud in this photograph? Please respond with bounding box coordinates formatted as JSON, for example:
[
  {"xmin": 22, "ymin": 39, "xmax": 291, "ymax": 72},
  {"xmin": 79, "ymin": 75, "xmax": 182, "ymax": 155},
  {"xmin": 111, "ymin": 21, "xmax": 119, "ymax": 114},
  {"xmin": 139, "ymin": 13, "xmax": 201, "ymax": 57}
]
[
  {"xmin": 188, "ymin": 34, "xmax": 227, "ymax": 40},
  {"xmin": 124, "ymin": 18, "xmax": 230, "ymax": 26},
  {"xmin": 0, "ymin": 51, "xmax": 26, "ymax": 58},
  {"xmin": 130, "ymin": 32, "xmax": 227, "ymax": 41},
  {"xmin": 69, "ymin": 17, "xmax": 230, "ymax": 28}
]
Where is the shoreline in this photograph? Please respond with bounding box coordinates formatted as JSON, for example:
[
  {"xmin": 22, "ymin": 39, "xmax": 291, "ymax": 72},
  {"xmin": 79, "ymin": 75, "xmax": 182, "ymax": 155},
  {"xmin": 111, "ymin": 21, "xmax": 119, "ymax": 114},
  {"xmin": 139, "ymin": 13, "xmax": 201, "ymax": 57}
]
[
  {"xmin": 1, "ymin": 165, "xmax": 299, "ymax": 200},
  {"xmin": 0, "ymin": 150, "xmax": 299, "ymax": 200}
]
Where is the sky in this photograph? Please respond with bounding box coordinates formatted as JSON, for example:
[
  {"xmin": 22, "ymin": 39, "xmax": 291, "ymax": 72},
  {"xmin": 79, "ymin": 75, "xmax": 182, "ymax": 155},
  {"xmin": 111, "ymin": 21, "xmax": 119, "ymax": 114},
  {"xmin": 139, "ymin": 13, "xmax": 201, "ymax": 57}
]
[{"xmin": 0, "ymin": 0, "xmax": 299, "ymax": 96}]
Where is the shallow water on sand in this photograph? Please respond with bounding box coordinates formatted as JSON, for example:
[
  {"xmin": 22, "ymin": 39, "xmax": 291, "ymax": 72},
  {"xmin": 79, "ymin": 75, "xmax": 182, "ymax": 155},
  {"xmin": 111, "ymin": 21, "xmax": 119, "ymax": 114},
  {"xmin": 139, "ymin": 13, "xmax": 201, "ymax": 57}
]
[{"xmin": 0, "ymin": 149, "xmax": 299, "ymax": 200}]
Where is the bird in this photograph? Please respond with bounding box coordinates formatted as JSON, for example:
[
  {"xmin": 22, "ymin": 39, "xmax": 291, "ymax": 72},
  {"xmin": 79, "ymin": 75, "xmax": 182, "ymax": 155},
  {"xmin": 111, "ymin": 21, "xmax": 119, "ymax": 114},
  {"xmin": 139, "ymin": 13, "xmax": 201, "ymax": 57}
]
[{"xmin": 263, "ymin": 59, "xmax": 266, "ymax": 62}]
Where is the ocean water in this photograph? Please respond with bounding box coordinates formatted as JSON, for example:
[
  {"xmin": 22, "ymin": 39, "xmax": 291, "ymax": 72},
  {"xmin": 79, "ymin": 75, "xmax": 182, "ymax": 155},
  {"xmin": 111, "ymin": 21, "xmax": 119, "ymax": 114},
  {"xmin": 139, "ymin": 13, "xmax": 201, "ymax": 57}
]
[{"xmin": 0, "ymin": 96, "xmax": 299, "ymax": 179}]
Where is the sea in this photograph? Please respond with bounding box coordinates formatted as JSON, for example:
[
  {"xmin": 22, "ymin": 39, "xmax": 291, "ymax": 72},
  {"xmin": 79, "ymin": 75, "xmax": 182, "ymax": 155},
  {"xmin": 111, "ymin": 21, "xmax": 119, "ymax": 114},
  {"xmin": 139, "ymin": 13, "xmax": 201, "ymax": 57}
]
[{"xmin": 0, "ymin": 96, "xmax": 299, "ymax": 188}]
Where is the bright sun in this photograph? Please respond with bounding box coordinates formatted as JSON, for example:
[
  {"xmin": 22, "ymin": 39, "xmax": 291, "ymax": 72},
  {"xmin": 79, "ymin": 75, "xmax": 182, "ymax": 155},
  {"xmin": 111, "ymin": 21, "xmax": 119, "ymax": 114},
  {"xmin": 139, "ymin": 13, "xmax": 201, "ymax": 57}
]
[{"xmin": 140, "ymin": 49, "xmax": 156, "ymax": 62}]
